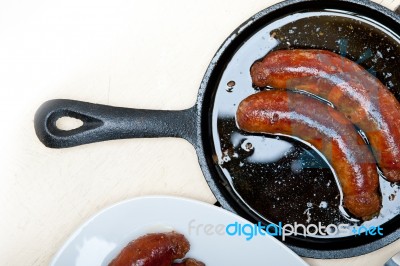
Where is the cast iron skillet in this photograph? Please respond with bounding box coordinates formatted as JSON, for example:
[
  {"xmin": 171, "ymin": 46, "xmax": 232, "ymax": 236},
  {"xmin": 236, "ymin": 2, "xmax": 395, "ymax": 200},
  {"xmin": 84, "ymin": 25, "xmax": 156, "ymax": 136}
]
[{"xmin": 35, "ymin": 0, "xmax": 400, "ymax": 259}]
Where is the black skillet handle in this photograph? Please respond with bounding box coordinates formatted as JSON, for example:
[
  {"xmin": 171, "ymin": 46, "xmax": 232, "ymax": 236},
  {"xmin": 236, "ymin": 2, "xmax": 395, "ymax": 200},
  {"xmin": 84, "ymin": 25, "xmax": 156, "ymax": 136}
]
[{"xmin": 34, "ymin": 99, "xmax": 197, "ymax": 148}]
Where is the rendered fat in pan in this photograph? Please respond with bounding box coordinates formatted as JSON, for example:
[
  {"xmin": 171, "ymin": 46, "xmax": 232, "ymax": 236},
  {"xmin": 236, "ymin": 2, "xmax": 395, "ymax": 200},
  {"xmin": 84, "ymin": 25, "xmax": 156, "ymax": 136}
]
[
  {"xmin": 236, "ymin": 90, "xmax": 381, "ymax": 220},
  {"xmin": 250, "ymin": 49, "xmax": 400, "ymax": 182}
]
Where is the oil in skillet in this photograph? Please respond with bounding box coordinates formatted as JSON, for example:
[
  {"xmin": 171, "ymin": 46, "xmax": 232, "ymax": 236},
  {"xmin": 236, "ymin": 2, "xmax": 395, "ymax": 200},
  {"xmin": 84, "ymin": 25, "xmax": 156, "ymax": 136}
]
[
  {"xmin": 212, "ymin": 11, "xmax": 400, "ymax": 237},
  {"xmin": 218, "ymin": 118, "xmax": 349, "ymax": 227}
]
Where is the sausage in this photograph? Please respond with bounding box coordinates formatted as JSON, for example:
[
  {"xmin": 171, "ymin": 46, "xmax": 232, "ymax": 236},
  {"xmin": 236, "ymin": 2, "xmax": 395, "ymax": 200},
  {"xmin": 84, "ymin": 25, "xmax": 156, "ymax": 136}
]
[
  {"xmin": 108, "ymin": 232, "xmax": 190, "ymax": 266},
  {"xmin": 173, "ymin": 258, "xmax": 206, "ymax": 266},
  {"xmin": 236, "ymin": 90, "xmax": 381, "ymax": 220},
  {"xmin": 250, "ymin": 49, "xmax": 400, "ymax": 182}
]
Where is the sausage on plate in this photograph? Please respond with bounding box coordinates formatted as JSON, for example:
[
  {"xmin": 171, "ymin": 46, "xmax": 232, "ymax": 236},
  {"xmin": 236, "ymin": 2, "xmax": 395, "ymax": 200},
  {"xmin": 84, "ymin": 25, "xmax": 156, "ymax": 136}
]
[
  {"xmin": 108, "ymin": 232, "xmax": 190, "ymax": 266},
  {"xmin": 173, "ymin": 258, "xmax": 206, "ymax": 266}
]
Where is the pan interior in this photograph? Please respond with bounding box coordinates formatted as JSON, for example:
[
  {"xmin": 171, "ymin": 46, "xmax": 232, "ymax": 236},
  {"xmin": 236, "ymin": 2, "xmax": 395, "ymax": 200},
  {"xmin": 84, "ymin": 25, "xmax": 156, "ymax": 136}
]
[{"xmin": 210, "ymin": 7, "xmax": 400, "ymax": 243}]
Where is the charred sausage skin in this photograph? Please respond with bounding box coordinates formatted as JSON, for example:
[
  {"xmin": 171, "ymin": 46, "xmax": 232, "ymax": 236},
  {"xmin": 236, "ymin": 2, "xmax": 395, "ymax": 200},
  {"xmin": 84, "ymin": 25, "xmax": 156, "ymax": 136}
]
[
  {"xmin": 236, "ymin": 90, "xmax": 381, "ymax": 220},
  {"xmin": 251, "ymin": 49, "xmax": 400, "ymax": 182}
]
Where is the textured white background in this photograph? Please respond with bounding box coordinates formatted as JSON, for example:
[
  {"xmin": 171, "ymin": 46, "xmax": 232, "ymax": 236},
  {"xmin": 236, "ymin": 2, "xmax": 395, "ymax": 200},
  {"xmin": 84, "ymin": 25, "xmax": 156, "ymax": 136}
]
[{"xmin": 0, "ymin": 0, "xmax": 399, "ymax": 265}]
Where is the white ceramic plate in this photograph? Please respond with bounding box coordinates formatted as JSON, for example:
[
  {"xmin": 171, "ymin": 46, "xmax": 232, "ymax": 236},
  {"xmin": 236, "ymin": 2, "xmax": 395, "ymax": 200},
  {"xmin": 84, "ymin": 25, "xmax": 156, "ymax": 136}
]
[{"xmin": 51, "ymin": 196, "xmax": 308, "ymax": 266}]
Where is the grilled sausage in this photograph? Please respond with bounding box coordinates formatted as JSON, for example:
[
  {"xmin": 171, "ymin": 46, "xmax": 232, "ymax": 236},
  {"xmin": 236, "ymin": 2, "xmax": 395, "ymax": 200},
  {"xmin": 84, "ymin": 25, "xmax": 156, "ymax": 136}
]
[
  {"xmin": 108, "ymin": 232, "xmax": 190, "ymax": 266},
  {"xmin": 236, "ymin": 90, "xmax": 381, "ymax": 220},
  {"xmin": 250, "ymin": 49, "xmax": 400, "ymax": 182}
]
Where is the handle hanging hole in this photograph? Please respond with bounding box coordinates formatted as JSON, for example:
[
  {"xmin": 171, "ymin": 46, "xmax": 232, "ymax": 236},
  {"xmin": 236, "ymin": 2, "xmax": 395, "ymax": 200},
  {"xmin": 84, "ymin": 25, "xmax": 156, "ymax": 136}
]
[{"xmin": 56, "ymin": 116, "xmax": 84, "ymax": 131}]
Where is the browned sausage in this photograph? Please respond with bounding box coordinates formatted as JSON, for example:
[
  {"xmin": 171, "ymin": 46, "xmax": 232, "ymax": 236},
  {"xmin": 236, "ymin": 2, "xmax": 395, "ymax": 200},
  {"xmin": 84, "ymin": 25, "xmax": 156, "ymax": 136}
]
[
  {"xmin": 173, "ymin": 258, "xmax": 206, "ymax": 266},
  {"xmin": 108, "ymin": 232, "xmax": 190, "ymax": 266},
  {"xmin": 236, "ymin": 90, "xmax": 381, "ymax": 220},
  {"xmin": 250, "ymin": 49, "xmax": 400, "ymax": 182}
]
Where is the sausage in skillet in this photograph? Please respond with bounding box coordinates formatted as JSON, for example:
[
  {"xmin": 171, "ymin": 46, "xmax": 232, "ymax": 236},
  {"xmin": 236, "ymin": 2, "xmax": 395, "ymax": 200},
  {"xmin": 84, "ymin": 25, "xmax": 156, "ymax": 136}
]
[
  {"xmin": 250, "ymin": 49, "xmax": 400, "ymax": 182},
  {"xmin": 236, "ymin": 90, "xmax": 381, "ymax": 220}
]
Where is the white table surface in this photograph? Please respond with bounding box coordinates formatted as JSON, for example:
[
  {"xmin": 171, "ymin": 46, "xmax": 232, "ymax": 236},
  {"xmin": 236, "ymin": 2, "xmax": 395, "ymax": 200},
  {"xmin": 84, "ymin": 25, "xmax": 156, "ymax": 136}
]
[{"xmin": 1, "ymin": 0, "xmax": 400, "ymax": 265}]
